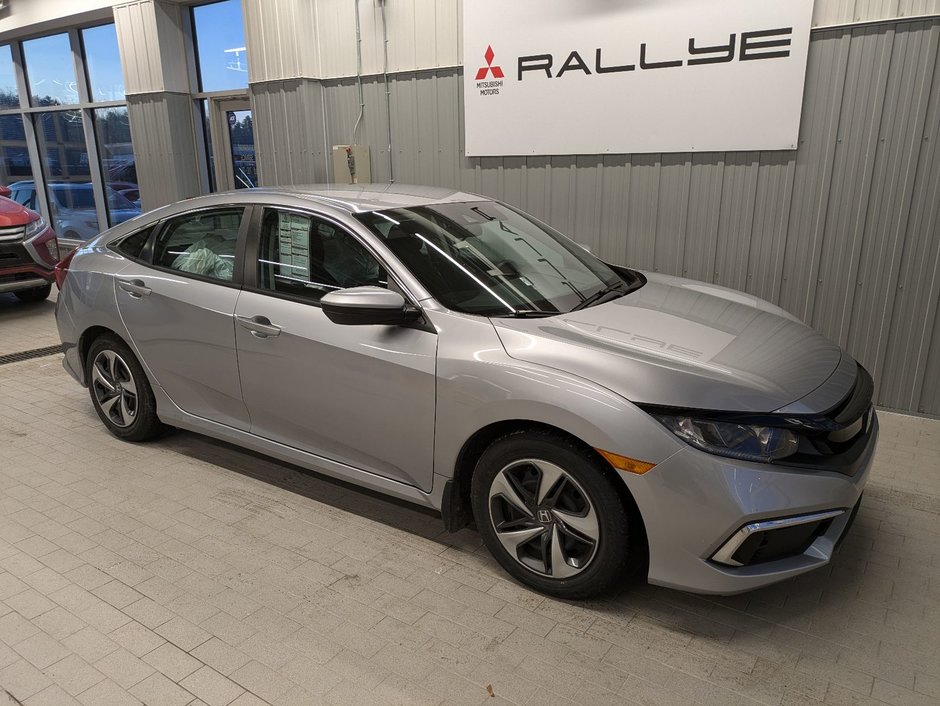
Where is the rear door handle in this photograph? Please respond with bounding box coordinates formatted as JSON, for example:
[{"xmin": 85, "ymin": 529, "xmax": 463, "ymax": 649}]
[
  {"xmin": 236, "ymin": 315, "xmax": 282, "ymax": 339},
  {"xmin": 118, "ymin": 279, "xmax": 151, "ymax": 298}
]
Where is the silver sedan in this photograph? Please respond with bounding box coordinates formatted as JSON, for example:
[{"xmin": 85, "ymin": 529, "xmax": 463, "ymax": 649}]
[{"xmin": 55, "ymin": 184, "xmax": 877, "ymax": 598}]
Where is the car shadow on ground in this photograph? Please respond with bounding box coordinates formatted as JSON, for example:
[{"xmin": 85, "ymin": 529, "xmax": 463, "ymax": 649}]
[
  {"xmin": 149, "ymin": 422, "xmax": 877, "ymax": 625},
  {"xmin": 0, "ymin": 292, "xmax": 56, "ymax": 313}
]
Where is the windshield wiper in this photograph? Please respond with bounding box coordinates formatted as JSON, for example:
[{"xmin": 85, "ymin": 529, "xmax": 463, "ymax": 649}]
[
  {"xmin": 496, "ymin": 310, "xmax": 558, "ymax": 319},
  {"xmin": 569, "ymin": 283, "xmax": 627, "ymax": 312}
]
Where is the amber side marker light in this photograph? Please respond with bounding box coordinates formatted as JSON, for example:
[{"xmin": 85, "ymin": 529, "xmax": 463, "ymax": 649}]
[{"xmin": 597, "ymin": 449, "xmax": 656, "ymax": 475}]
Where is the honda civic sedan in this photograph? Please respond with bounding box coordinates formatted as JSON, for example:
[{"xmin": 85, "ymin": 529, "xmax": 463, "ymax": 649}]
[{"xmin": 55, "ymin": 185, "xmax": 876, "ymax": 598}]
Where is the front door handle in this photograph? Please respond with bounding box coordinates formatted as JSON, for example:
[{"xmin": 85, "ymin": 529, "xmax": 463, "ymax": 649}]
[
  {"xmin": 118, "ymin": 279, "xmax": 151, "ymax": 298},
  {"xmin": 236, "ymin": 315, "xmax": 282, "ymax": 339}
]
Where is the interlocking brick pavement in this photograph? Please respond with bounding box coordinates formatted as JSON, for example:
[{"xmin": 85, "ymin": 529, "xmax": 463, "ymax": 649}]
[{"xmin": 0, "ymin": 298, "xmax": 938, "ymax": 705}]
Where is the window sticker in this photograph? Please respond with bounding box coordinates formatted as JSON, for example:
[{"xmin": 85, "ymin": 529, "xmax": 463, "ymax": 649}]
[{"xmin": 277, "ymin": 212, "xmax": 310, "ymax": 280}]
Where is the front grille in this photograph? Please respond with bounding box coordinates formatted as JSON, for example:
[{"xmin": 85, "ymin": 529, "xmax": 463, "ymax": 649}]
[
  {"xmin": 774, "ymin": 364, "xmax": 876, "ymax": 476},
  {"xmin": 0, "ymin": 225, "xmax": 25, "ymax": 242},
  {"xmin": 0, "ymin": 243, "xmax": 32, "ymax": 267}
]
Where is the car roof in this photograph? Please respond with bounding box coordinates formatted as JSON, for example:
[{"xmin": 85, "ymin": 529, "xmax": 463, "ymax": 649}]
[{"xmin": 205, "ymin": 183, "xmax": 489, "ymax": 213}]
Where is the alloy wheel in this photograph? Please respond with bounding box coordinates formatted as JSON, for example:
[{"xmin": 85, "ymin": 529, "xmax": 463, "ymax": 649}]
[
  {"xmin": 91, "ymin": 349, "xmax": 138, "ymax": 428},
  {"xmin": 488, "ymin": 458, "xmax": 600, "ymax": 578}
]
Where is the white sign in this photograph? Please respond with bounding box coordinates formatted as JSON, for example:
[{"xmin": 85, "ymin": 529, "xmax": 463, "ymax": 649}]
[{"xmin": 463, "ymin": 0, "xmax": 814, "ymax": 156}]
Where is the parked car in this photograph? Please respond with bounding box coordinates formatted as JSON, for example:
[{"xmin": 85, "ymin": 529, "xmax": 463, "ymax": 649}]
[
  {"xmin": 107, "ymin": 181, "xmax": 141, "ymax": 208},
  {"xmin": 7, "ymin": 180, "xmax": 141, "ymax": 251},
  {"xmin": 55, "ymin": 185, "xmax": 877, "ymax": 598},
  {"xmin": 0, "ymin": 186, "xmax": 59, "ymax": 302}
]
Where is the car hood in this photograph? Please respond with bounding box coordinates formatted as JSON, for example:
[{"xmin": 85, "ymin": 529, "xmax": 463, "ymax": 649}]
[
  {"xmin": 492, "ymin": 272, "xmax": 850, "ymax": 413},
  {"xmin": 0, "ymin": 196, "xmax": 35, "ymax": 227}
]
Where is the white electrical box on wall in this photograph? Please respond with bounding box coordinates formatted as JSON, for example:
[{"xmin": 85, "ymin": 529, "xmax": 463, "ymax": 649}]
[{"xmin": 332, "ymin": 145, "xmax": 372, "ymax": 184}]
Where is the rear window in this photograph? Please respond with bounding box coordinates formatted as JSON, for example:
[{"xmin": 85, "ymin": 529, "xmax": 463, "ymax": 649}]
[
  {"xmin": 151, "ymin": 207, "xmax": 244, "ymax": 282},
  {"xmin": 112, "ymin": 226, "xmax": 154, "ymax": 261}
]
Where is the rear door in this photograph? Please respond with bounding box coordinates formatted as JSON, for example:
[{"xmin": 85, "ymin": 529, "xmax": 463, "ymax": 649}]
[
  {"xmin": 114, "ymin": 206, "xmax": 251, "ymax": 430},
  {"xmin": 233, "ymin": 207, "xmax": 438, "ymax": 490}
]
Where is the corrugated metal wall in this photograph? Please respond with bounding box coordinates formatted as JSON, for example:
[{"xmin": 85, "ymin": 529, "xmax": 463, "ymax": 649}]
[
  {"xmin": 240, "ymin": 0, "xmax": 940, "ymax": 81},
  {"xmin": 297, "ymin": 19, "xmax": 940, "ymax": 415},
  {"xmin": 812, "ymin": 0, "xmax": 940, "ymax": 26}
]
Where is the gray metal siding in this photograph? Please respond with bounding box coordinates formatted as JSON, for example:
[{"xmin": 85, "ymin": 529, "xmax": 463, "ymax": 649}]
[
  {"xmin": 304, "ymin": 20, "xmax": 940, "ymax": 414},
  {"xmin": 125, "ymin": 92, "xmax": 203, "ymax": 209}
]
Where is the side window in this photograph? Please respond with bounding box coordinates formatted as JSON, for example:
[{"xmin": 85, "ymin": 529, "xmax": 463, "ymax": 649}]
[
  {"xmin": 152, "ymin": 207, "xmax": 244, "ymax": 282},
  {"xmin": 112, "ymin": 226, "xmax": 154, "ymax": 261},
  {"xmin": 258, "ymin": 209, "xmax": 387, "ymax": 303}
]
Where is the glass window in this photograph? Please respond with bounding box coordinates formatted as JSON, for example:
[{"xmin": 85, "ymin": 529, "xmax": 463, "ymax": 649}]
[
  {"xmin": 0, "ymin": 44, "xmax": 19, "ymax": 109},
  {"xmin": 228, "ymin": 109, "xmax": 256, "ymax": 188},
  {"xmin": 153, "ymin": 207, "xmax": 244, "ymax": 281},
  {"xmin": 82, "ymin": 24, "xmax": 125, "ymax": 102},
  {"xmin": 23, "ymin": 33, "xmax": 79, "ymax": 107},
  {"xmin": 258, "ymin": 209, "xmax": 387, "ymax": 303},
  {"xmin": 0, "ymin": 115, "xmax": 33, "ymax": 188},
  {"xmin": 112, "ymin": 226, "xmax": 154, "ymax": 261},
  {"xmin": 95, "ymin": 107, "xmax": 142, "ymax": 225},
  {"xmin": 355, "ymin": 201, "xmax": 625, "ymax": 316},
  {"xmin": 192, "ymin": 0, "xmax": 249, "ymax": 92},
  {"xmin": 34, "ymin": 110, "xmax": 97, "ymax": 239}
]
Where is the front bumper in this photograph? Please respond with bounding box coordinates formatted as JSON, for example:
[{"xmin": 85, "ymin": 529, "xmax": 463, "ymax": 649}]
[
  {"xmin": 0, "ymin": 226, "xmax": 59, "ymax": 293},
  {"xmin": 623, "ymin": 414, "xmax": 878, "ymax": 595}
]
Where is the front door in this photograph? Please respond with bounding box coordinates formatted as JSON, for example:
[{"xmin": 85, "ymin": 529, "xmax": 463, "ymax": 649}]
[
  {"xmin": 234, "ymin": 207, "xmax": 438, "ymax": 490},
  {"xmin": 114, "ymin": 207, "xmax": 251, "ymax": 430},
  {"xmin": 207, "ymin": 98, "xmax": 256, "ymax": 191}
]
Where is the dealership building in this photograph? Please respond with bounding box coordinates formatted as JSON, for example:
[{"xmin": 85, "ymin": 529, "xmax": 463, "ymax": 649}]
[
  {"xmin": 1, "ymin": 2, "xmax": 940, "ymax": 704},
  {"xmin": 0, "ymin": 1, "xmax": 937, "ymax": 414}
]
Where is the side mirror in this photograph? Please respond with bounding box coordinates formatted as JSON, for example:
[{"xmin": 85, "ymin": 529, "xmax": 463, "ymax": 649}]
[
  {"xmin": 320, "ymin": 286, "xmax": 421, "ymax": 326},
  {"xmin": 0, "ymin": 185, "xmax": 11, "ymax": 199}
]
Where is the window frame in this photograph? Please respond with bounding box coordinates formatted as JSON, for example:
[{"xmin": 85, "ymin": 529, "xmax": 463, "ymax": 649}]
[
  {"xmin": 0, "ymin": 23, "xmax": 130, "ymax": 237},
  {"xmin": 113, "ymin": 204, "xmax": 251, "ymax": 289},
  {"xmin": 244, "ymin": 205, "xmax": 420, "ymax": 310}
]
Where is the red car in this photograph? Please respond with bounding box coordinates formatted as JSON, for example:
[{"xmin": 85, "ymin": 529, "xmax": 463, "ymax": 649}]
[{"xmin": 0, "ymin": 185, "xmax": 60, "ymax": 302}]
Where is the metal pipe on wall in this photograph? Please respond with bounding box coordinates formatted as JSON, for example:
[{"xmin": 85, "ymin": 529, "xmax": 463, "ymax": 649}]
[
  {"xmin": 381, "ymin": 0, "xmax": 394, "ymax": 183},
  {"xmin": 349, "ymin": 0, "xmax": 365, "ymax": 146}
]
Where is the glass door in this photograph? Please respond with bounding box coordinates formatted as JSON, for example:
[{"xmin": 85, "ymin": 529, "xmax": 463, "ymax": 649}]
[{"xmin": 207, "ymin": 97, "xmax": 256, "ymax": 191}]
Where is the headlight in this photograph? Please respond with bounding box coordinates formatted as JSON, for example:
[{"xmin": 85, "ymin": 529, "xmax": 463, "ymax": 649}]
[
  {"xmin": 654, "ymin": 415, "xmax": 799, "ymax": 463},
  {"xmin": 24, "ymin": 217, "xmax": 47, "ymax": 239}
]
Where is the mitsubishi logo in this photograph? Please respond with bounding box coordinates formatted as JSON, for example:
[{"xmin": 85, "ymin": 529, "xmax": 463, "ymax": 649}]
[
  {"xmin": 537, "ymin": 510, "xmax": 551, "ymax": 524},
  {"xmin": 475, "ymin": 45, "xmax": 504, "ymax": 80}
]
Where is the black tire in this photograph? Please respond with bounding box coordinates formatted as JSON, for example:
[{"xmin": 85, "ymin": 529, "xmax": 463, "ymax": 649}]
[
  {"xmin": 470, "ymin": 430, "xmax": 638, "ymax": 599},
  {"xmin": 14, "ymin": 283, "xmax": 52, "ymax": 302},
  {"xmin": 85, "ymin": 334, "xmax": 166, "ymax": 442}
]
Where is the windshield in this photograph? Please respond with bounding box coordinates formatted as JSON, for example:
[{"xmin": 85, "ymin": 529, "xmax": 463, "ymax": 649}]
[{"xmin": 355, "ymin": 201, "xmax": 628, "ymax": 316}]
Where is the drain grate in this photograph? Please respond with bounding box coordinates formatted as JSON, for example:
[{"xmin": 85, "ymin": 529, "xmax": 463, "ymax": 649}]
[{"xmin": 0, "ymin": 344, "xmax": 64, "ymax": 365}]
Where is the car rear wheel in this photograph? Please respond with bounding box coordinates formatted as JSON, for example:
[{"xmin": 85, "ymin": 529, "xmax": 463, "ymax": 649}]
[
  {"xmin": 470, "ymin": 431, "xmax": 637, "ymax": 599},
  {"xmin": 14, "ymin": 283, "xmax": 52, "ymax": 302},
  {"xmin": 86, "ymin": 334, "xmax": 166, "ymax": 442}
]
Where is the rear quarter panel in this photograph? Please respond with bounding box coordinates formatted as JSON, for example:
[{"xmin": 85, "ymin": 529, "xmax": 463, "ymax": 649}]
[{"xmin": 57, "ymin": 243, "xmax": 132, "ymax": 383}]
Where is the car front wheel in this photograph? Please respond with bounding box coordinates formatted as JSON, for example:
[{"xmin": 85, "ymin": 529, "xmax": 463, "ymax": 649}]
[
  {"xmin": 86, "ymin": 334, "xmax": 166, "ymax": 442},
  {"xmin": 471, "ymin": 431, "xmax": 638, "ymax": 599}
]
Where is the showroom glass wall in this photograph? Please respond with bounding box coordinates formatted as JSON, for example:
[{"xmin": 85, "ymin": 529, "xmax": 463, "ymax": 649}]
[
  {"xmin": 188, "ymin": 0, "xmax": 255, "ymax": 193},
  {"xmin": 0, "ymin": 23, "xmax": 140, "ymax": 247}
]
